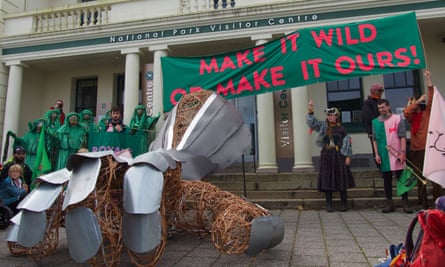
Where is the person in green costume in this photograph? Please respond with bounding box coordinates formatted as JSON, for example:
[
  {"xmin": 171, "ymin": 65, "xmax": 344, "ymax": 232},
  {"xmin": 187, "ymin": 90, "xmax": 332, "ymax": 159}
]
[
  {"xmin": 43, "ymin": 108, "xmax": 61, "ymax": 169},
  {"xmin": 97, "ymin": 110, "xmax": 111, "ymax": 132},
  {"xmin": 44, "ymin": 109, "xmax": 61, "ymax": 135},
  {"xmin": 129, "ymin": 105, "xmax": 149, "ymax": 134},
  {"xmin": 55, "ymin": 112, "xmax": 87, "ymax": 170},
  {"xmin": 15, "ymin": 118, "xmax": 47, "ymax": 170},
  {"xmin": 80, "ymin": 109, "xmax": 95, "ymax": 132},
  {"xmin": 128, "ymin": 105, "xmax": 160, "ymax": 156}
]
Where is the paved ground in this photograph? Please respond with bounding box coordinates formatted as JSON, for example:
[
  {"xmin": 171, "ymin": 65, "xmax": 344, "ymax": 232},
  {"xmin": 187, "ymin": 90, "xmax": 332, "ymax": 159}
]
[{"xmin": 0, "ymin": 209, "xmax": 418, "ymax": 267}]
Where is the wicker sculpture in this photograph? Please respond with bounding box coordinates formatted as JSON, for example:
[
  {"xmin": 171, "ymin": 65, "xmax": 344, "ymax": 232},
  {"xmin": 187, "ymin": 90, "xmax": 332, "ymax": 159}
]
[
  {"xmin": 7, "ymin": 189, "xmax": 64, "ymax": 261},
  {"xmin": 7, "ymin": 90, "xmax": 283, "ymax": 266}
]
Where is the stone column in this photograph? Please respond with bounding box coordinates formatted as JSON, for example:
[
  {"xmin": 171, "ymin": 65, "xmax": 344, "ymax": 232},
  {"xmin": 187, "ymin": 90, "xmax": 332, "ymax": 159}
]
[
  {"xmin": 251, "ymin": 34, "xmax": 278, "ymax": 173},
  {"xmin": 1, "ymin": 60, "xmax": 26, "ymax": 157},
  {"xmin": 0, "ymin": 60, "xmax": 8, "ymax": 149},
  {"xmin": 291, "ymin": 86, "xmax": 315, "ymax": 172},
  {"xmin": 148, "ymin": 45, "xmax": 168, "ymax": 116},
  {"xmin": 121, "ymin": 48, "xmax": 141, "ymax": 124}
]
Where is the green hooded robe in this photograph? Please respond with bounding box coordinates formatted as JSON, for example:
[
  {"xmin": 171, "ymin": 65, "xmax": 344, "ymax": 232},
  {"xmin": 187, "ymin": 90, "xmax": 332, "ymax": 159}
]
[{"xmin": 56, "ymin": 112, "xmax": 86, "ymax": 170}]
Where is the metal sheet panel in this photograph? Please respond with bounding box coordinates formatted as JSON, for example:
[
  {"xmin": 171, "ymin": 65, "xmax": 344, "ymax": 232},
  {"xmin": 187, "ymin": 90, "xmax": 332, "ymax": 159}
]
[
  {"xmin": 268, "ymin": 215, "xmax": 285, "ymax": 249},
  {"xmin": 123, "ymin": 165, "xmax": 163, "ymax": 214},
  {"xmin": 62, "ymin": 156, "xmax": 101, "ymax": 210},
  {"xmin": 6, "ymin": 224, "xmax": 20, "ymax": 242},
  {"xmin": 9, "ymin": 210, "xmax": 22, "ymax": 225},
  {"xmin": 17, "ymin": 183, "xmax": 63, "ymax": 212},
  {"xmin": 132, "ymin": 151, "xmax": 174, "ymax": 172},
  {"xmin": 166, "ymin": 150, "xmax": 217, "ymax": 180},
  {"xmin": 37, "ymin": 168, "xmax": 71, "ymax": 184},
  {"xmin": 122, "ymin": 211, "xmax": 162, "ymax": 253},
  {"xmin": 17, "ymin": 210, "xmax": 47, "ymax": 247},
  {"xmin": 65, "ymin": 207, "xmax": 102, "ymax": 263},
  {"xmin": 245, "ymin": 215, "xmax": 273, "ymax": 256}
]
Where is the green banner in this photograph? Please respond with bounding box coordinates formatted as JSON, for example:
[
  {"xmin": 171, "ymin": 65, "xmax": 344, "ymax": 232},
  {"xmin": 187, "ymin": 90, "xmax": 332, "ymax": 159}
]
[
  {"xmin": 161, "ymin": 12, "xmax": 425, "ymax": 112},
  {"xmin": 88, "ymin": 129, "xmax": 155, "ymax": 157}
]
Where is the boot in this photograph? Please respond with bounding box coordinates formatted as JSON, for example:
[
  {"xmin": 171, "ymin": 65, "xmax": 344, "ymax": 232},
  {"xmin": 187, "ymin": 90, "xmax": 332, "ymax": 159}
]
[
  {"xmin": 340, "ymin": 190, "xmax": 347, "ymax": 212},
  {"xmin": 325, "ymin": 192, "xmax": 333, "ymax": 212},
  {"xmin": 381, "ymin": 199, "xmax": 394, "ymax": 213},
  {"xmin": 402, "ymin": 199, "xmax": 414, "ymax": 214}
]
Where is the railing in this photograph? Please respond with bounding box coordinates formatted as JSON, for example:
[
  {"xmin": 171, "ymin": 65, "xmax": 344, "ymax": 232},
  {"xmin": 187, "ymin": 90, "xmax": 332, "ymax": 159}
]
[
  {"xmin": 180, "ymin": 0, "xmax": 236, "ymax": 14},
  {"xmin": 33, "ymin": 4, "xmax": 111, "ymax": 33}
]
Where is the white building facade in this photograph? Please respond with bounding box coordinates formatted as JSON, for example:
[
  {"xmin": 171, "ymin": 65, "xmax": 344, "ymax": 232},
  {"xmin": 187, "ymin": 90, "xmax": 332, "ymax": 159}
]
[{"xmin": 0, "ymin": 0, "xmax": 444, "ymax": 172}]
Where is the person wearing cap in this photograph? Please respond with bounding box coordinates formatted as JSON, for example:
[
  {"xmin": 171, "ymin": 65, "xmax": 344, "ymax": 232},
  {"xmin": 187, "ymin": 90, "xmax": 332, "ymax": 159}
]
[
  {"xmin": 306, "ymin": 101, "xmax": 355, "ymax": 212},
  {"xmin": 403, "ymin": 70, "xmax": 443, "ymax": 209},
  {"xmin": 362, "ymin": 84, "xmax": 384, "ymax": 169},
  {"xmin": 0, "ymin": 146, "xmax": 33, "ymax": 188}
]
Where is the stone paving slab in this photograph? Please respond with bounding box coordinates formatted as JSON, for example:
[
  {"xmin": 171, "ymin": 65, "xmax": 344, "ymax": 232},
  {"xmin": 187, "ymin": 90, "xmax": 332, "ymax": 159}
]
[{"xmin": 0, "ymin": 209, "xmax": 418, "ymax": 266}]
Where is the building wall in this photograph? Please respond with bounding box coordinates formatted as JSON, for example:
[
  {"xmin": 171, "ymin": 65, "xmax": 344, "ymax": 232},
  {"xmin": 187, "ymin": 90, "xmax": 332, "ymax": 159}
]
[{"xmin": 1, "ymin": 0, "xmax": 445, "ymax": 164}]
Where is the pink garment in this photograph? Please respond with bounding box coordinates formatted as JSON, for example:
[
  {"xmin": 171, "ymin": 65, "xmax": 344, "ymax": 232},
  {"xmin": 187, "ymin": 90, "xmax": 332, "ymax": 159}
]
[{"xmin": 383, "ymin": 115, "xmax": 405, "ymax": 171}]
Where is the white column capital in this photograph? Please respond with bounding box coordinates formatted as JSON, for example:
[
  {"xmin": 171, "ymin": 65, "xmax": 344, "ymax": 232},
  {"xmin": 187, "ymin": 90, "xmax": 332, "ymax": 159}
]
[
  {"xmin": 5, "ymin": 60, "xmax": 28, "ymax": 68},
  {"xmin": 250, "ymin": 34, "xmax": 273, "ymax": 42},
  {"xmin": 121, "ymin": 47, "xmax": 141, "ymax": 55},
  {"xmin": 148, "ymin": 44, "xmax": 169, "ymax": 52}
]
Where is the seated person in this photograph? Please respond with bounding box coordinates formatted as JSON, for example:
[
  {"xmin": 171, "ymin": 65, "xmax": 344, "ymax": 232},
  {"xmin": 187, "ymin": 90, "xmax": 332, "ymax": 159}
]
[{"xmin": 0, "ymin": 164, "xmax": 29, "ymax": 213}]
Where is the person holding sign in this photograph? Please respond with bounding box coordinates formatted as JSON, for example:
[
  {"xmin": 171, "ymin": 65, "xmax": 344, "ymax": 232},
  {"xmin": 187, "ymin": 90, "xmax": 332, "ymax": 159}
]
[
  {"xmin": 403, "ymin": 70, "xmax": 443, "ymax": 209},
  {"xmin": 306, "ymin": 101, "xmax": 355, "ymax": 212},
  {"xmin": 372, "ymin": 99, "xmax": 413, "ymax": 213}
]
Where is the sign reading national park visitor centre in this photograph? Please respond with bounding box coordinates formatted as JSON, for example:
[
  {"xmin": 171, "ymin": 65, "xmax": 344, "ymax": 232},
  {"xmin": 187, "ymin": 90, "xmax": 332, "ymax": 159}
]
[{"xmin": 161, "ymin": 12, "xmax": 425, "ymax": 112}]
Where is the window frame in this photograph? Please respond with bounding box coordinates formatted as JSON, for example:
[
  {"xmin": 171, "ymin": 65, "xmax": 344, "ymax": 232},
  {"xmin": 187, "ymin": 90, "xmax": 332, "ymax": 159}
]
[{"xmin": 325, "ymin": 77, "xmax": 364, "ymax": 133}]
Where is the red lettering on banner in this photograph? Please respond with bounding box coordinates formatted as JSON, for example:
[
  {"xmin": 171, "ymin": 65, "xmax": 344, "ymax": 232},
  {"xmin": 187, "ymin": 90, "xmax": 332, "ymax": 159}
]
[
  {"xmin": 359, "ymin": 24, "xmax": 377, "ymax": 43},
  {"xmin": 280, "ymin": 33, "xmax": 300, "ymax": 54},
  {"xmin": 236, "ymin": 50, "xmax": 252, "ymax": 68},
  {"xmin": 220, "ymin": 56, "xmax": 237, "ymax": 72},
  {"xmin": 253, "ymin": 69, "xmax": 270, "ymax": 89},
  {"xmin": 237, "ymin": 76, "xmax": 254, "ymax": 94},
  {"xmin": 270, "ymin": 66, "xmax": 286, "ymax": 86},
  {"xmin": 190, "ymin": 87, "xmax": 203, "ymax": 93},
  {"xmin": 170, "ymin": 88, "xmax": 187, "ymax": 106},
  {"xmin": 312, "ymin": 29, "xmax": 334, "ymax": 47},
  {"xmin": 301, "ymin": 59, "xmax": 322, "ymax": 80},
  {"xmin": 311, "ymin": 23, "xmax": 377, "ymax": 48},
  {"xmin": 345, "ymin": 27, "xmax": 359, "ymax": 45},
  {"xmin": 335, "ymin": 46, "xmax": 421, "ymax": 74},
  {"xmin": 394, "ymin": 48, "xmax": 410, "ymax": 67},
  {"xmin": 376, "ymin": 51, "xmax": 394, "ymax": 67},
  {"xmin": 253, "ymin": 46, "xmax": 266, "ymax": 63},
  {"xmin": 336, "ymin": 56, "xmax": 355, "ymax": 74},
  {"xmin": 356, "ymin": 54, "xmax": 375, "ymax": 71},
  {"xmin": 216, "ymin": 80, "xmax": 236, "ymax": 97},
  {"xmin": 200, "ymin": 57, "xmax": 219, "ymax": 74}
]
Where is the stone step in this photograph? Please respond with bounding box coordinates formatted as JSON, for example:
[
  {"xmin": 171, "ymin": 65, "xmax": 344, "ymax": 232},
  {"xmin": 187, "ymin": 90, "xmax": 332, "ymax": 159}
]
[
  {"xmin": 223, "ymin": 187, "xmax": 387, "ymax": 199},
  {"xmin": 206, "ymin": 168, "xmax": 431, "ymax": 210},
  {"xmin": 250, "ymin": 197, "xmax": 420, "ymax": 211}
]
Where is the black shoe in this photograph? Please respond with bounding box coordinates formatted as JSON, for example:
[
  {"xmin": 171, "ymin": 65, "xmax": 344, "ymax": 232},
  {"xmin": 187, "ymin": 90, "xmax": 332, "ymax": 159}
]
[
  {"xmin": 403, "ymin": 207, "xmax": 414, "ymax": 214},
  {"xmin": 381, "ymin": 205, "xmax": 394, "ymax": 213}
]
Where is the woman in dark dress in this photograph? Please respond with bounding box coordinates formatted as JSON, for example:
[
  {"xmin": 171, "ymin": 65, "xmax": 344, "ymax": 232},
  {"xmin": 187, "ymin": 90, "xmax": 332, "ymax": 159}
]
[{"xmin": 306, "ymin": 101, "xmax": 355, "ymax": 212}]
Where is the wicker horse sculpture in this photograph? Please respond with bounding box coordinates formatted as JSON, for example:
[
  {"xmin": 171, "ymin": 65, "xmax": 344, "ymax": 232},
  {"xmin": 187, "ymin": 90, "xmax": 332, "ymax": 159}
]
[{"xmin": 6, "ymin": 90, "xmax": 284, "ymax": 266}]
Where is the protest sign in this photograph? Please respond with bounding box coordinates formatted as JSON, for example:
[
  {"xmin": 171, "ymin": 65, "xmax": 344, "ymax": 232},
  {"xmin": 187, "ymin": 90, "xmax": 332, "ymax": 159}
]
[{"xmin": 161, "ymin": 12, "xmax": 425, "ymax": 112}]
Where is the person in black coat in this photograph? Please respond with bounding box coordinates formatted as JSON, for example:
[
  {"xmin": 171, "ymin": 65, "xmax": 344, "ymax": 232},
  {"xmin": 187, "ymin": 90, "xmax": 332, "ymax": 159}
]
[
  {"xmin": 0, "ymin": 146, "xmax": 33, "ymax": 188},
  {"xmin": 362, "ymin": 84, "xmax": 384, "ymax": 169}
]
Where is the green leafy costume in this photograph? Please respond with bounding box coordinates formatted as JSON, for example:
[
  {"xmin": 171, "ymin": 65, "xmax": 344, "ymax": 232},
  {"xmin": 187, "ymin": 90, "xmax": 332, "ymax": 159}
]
[
  {"xmin": 56, "ymin": 112, "xmax": 86, "ymax": 170},
  {"xmin": 127, "ymin": 105, "xmax": 160, "ymax": 156},
  {"xmin": 80, "ymin": 109, "xmax": 95, "ymax": 132},
  {"xmin": 44, "ymin": 109, "xmax": 61, "ymax": 169},
  {"xmin": 17, "ymin": 118, "xmax": 47, "ymax": 170}
]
